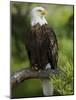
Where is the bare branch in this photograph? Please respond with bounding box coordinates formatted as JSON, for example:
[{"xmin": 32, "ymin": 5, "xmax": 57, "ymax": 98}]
[{"xmin": 11, "ymin": 67, "xmax": 59, "ymax": 88}]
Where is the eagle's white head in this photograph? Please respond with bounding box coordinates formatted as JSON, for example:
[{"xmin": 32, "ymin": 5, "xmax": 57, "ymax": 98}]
[{"xmin": 30, "ymin": 7, "xmax": 48, "ymax": 26}]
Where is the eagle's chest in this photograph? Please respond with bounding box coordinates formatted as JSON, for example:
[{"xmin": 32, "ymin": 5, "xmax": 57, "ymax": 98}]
[
  {"xmin": 35, "ymin": 30, "xmax": 48, "ymax": 47},
  {"xmin": 31, "ymin": 25, "xmax": 49, "ymax": 52},
  {"xmin": 36, "ymin": 33, "xmax": 47, "ymax": 46},
  {"xmin": 29, "ymin": 24, "xmax": 51, "ymax": 69},
  {"xmin": 31, "ymin": 32, "xmax": 49, "ymax": 68}
]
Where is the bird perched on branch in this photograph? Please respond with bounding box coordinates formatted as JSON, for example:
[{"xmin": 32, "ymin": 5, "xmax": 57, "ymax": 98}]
[{"xmin": 25, "ymin": 7, "xmax": 58, "ymax": 96}]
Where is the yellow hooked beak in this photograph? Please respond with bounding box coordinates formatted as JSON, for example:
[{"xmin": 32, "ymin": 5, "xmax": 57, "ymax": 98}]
[{"xmin": 41, "ymin": 10, "xmax": 48, "ymax": 15}]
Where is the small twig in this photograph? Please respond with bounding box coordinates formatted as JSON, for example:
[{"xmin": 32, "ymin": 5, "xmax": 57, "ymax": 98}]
[{"xmin": 11, "ymin": 67, "xmax": 59, "ymax": 88}]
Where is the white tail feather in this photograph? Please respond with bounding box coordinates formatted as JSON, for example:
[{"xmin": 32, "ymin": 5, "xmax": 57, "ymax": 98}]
[{"xmin": 41, "ymin": 79, "xmax": 53, "ymax": 96}]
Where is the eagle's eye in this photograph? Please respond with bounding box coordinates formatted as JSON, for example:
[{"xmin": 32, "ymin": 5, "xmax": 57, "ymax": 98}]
[{"xmin": 37, "ymin": 9, "xmax": 42, "ymax": 12}]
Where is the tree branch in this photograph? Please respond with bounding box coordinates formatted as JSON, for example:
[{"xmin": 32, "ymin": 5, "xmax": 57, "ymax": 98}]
[{"xmin": 11, "ymin": 67, "xmax": 59, "ymax": 88}]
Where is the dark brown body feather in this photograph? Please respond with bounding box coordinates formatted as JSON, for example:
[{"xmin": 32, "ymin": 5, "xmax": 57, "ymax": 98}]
[{"xmin": 25, "ymin": 24, "xmax": 58, "ymax": 70}]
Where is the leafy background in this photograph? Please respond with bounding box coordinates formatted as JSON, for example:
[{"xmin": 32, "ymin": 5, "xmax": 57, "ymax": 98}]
[{"xmin": 11, "ymin": 1, "xmax": 74, "ymax": 98}]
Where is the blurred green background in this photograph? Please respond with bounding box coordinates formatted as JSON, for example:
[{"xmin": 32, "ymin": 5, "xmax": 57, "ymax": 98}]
[{"xmin": 10, "ymin": 1, "xmax": 74, "ymax": 98}]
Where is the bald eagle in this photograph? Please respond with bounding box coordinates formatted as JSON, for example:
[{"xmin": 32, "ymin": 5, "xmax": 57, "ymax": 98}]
[{"xmin": 25, "ymin": 7, "xmax": 58, "ymax": 96}]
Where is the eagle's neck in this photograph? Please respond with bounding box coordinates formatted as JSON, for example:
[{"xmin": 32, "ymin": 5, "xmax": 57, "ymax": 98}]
[{"xmin": 31, "ymin": 16, "xmax": 47, "ymax": 26}]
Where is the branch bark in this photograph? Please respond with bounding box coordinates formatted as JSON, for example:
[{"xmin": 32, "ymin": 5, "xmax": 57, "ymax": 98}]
[{"xmin": 11, "ymin": 67, "xmax": 59, "ymax": 88}]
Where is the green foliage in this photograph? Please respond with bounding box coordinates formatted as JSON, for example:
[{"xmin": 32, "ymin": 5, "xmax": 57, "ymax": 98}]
[
  {"xmin": 11, "ymin": 2, "xmax": 74, "ymax": 98},
  {"xmin": 51, "ymin": 53, "xmax": 73, "ymax": 95}
]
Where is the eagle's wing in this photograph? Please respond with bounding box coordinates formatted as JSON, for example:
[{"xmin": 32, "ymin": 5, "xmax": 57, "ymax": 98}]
[{"xmin": 47, "ymin": 27, "xmax": 58, "ymax": 69}]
